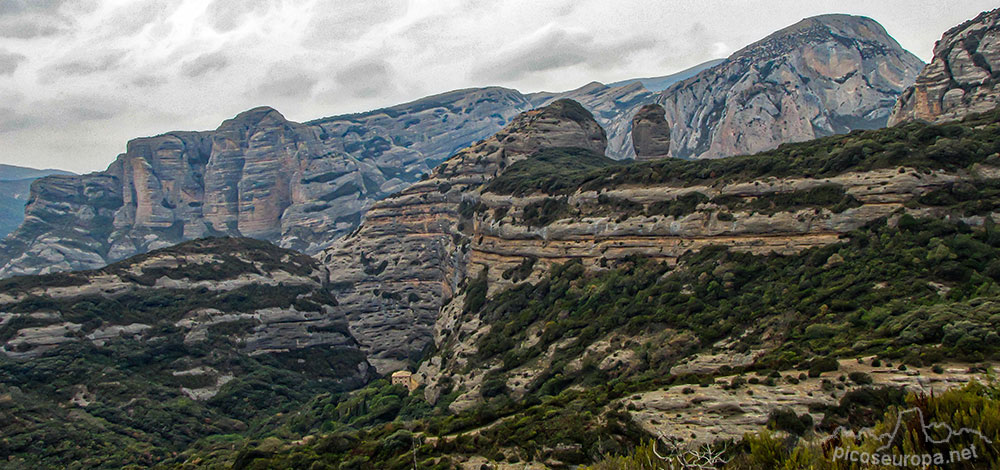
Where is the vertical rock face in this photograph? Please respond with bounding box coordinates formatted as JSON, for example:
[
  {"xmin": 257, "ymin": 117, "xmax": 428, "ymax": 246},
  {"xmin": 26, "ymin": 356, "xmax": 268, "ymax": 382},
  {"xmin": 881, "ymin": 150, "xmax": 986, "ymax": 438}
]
[
  {"xmin": 318, "ymin": 100, "xmax": 606, "ymax": 373},
  {"xmin": 0, "ymin": 165, "xmax": 76, "ymax": 239},
  {"xmin": 631, "ymin": 104, "xmax": 672, "ymax": 160},
  {"xmin": 889, "ymin": 8, "xmax": 1000, "ymax": 125},
  {"xmin": 657, "ymin": 14, "xmax": 924, "ymax": 159},
  {"xmin": 0, "ymin": 88, "xmax": 534, "ymax": 278},
  {"xmin": 0, "ymin": 174, "xmax": 123, "ymax": 276}
]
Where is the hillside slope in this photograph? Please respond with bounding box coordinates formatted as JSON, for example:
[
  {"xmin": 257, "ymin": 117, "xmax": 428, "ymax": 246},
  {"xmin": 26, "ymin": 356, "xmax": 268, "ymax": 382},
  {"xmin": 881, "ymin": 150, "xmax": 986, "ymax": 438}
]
[
  {"xmin": 0, "ymin": 237, "xmax": 372, "ymax": 468},
  {"xmin": 415, "ymin": 105, "xmax": 1000, "ymax": 413}
]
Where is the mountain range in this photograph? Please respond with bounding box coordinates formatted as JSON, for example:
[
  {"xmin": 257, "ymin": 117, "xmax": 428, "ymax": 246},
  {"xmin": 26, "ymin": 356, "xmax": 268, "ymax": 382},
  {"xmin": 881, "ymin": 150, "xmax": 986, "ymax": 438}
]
[
  {"xmin": 4, "ymin": 8, "xmax": 1000, "ymax": 469},
  {"xmin": 0, "ymin": 13, "xmax": 923, "ymax": 279}
]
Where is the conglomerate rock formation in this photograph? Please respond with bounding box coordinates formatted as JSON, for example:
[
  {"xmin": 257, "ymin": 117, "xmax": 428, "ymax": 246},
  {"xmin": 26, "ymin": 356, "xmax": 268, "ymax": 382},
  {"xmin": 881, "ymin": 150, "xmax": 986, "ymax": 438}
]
[
  {"xmin": 0, "ymin": 89, "xmax": 534, "ymax": 278},
  {"xmin": 630, "ymin": 103, "xmax": 672, "ymax": 160},
  {"xmin": 889, "ymin": 8, "xmax": 1000, "ymax": 125}
]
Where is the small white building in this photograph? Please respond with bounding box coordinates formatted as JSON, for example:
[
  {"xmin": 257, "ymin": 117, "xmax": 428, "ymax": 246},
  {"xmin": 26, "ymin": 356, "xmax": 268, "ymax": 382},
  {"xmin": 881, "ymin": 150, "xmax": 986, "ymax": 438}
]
[{"xmin": 391, "ymin": 370, "xmax": 420, "ymax": 392}]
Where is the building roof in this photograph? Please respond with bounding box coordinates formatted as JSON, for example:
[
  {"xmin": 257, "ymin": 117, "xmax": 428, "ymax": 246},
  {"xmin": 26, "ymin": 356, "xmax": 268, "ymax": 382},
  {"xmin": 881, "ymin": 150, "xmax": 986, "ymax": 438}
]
[{"xmin": 391, "ymin": 370, "xmax": 412, "ymax": 378}]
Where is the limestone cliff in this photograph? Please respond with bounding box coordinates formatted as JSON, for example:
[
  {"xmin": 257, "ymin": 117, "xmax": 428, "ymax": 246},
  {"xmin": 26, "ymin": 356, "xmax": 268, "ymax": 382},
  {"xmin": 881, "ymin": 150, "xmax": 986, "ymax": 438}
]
[
  {"xmin": 657, "ymin": 14, "xmax": 924, "ymax": 159},
  {"xmin": 318, "ymin": 100, "xmax": 607, "ymax": 373},
  {"xmin": 889, "ymin": 8, "xmax": 1000, "ymax": 125},
  {"xmin": 0, "ymin": 165, "xmax": 75, "ymax": 239},
  {"xmin": 0, "ymin": 88, "xmax": 534, "ymax": 278},
  {"xmin": 0, "ymin": 15, "xmax": 925, "ymax": 279}
]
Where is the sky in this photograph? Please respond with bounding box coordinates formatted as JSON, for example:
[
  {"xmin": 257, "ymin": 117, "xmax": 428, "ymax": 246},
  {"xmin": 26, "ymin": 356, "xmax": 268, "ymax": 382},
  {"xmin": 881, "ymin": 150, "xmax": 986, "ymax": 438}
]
[{"xmin": 0, "ymin": 0, "xmax": 996, "ymax": 173}]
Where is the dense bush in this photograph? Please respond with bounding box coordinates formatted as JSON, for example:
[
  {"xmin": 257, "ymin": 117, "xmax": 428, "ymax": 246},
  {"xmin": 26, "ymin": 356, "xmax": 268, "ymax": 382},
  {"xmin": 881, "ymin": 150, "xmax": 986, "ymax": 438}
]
[
  {"xmin": 485, "ymin": 147, "xmax": 620, "ymax": 196},
  {"xmin": 767, "ymin": 408, "xmax": 814, "ymax": 436},
  {"xmin": 521, "ymin": 197, "xmax": 572, "ymax": 226}
]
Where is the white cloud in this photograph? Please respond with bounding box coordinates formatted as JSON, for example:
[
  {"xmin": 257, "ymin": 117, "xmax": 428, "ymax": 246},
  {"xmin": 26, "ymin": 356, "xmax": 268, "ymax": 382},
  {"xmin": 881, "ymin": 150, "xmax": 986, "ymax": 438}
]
[
  {"xmin": 473, "ymin": 25, "xmax": 660, "ymax": 82},
  {"xmin": 180, "ymin": 51, "xmax": 229, "ymax": 78},
  {"xmin": 0, "ymin": 51, "xmax": 27, "ymax": 75},
  {"xmin": 333, "ymin": 59, "xmax": 397, "ymax": 99},
  {"xmin": 0, "ymin": 0, "xmax": 998, "ymax": 174}
]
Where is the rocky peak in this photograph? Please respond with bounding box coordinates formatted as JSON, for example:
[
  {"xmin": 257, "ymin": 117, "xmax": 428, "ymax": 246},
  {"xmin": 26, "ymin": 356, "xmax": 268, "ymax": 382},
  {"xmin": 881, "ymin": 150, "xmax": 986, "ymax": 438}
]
[
  {"xmin": 656, "ymin": 14, "xmax": 924, "ymax": 159},
  {"xmin": 888, "ymin": 8, "xmax": 1000, "ymax": 125},
  {"xmin": 529, "ymin": 82, "xmax": 653, "ymax": 161},
  {"xmin": 485, "ymin": 99, "xmax": 606, "ymax": 158},
  {"xmin": 212, "ymin": 106, "xmax": 293, "ymax": 139},
  {"xmin": 732, "ymin": 14, "xmax": 901, "ymax": 63},
  {"xmin": 226, "ymin": 105, "xmax": 287, "ymax": 125},
  {"xmin": 630, "ymin": 103, "xmax": 671, "ymax": 160}
]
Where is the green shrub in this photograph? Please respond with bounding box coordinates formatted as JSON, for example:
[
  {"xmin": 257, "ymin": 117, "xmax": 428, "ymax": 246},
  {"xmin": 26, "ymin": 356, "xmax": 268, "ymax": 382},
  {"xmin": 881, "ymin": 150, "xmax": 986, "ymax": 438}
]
[
  {"xmin": 848, "ymin": 371, "xmax": 873, "ymax": 385},
  {"xmin": 807, "ymin": 357, "xmax": 839, "ymax": 377},
  {"xmin": 767, "ymin": 408, "xmax": 813, "ymax": 436}
]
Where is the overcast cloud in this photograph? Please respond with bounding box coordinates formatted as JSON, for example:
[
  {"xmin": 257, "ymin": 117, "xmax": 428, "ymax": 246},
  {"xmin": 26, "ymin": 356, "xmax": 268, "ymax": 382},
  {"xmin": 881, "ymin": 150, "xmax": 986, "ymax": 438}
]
[{"xmin": 0, "ymin": 0, "xmax": 996, "ymax": 173}]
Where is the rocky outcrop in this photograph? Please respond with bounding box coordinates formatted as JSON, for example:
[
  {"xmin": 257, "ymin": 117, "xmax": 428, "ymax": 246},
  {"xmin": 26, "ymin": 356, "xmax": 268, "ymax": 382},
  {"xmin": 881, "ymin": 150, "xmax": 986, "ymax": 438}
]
[
  {"xmin": 657, "ymin": 14, "xmax": 924, "ymax": 159},
  {"xmin": 630, "ymin": 104, "xmax": 672, "ymax": 160},
  {"xmin": 465, "ymin": 166, "xmax": 985, "ymax": 292},
  {"xmin": 0, "ymin": 173, "xmax": 124, "ymax": 276},
  {"xmin": 318, "ymin": 100, "xmax": 607, "ymax": 373},
  {"xmin": 0, "ymin": 165, "xmax": 76, "ymax": 239},
  {"xmin": 0, "ymin": 88, "xmax": 534, "ymax": 278},
  {"xmin": 0, "ymin": 237, "xmax": 373, "ymax": 390},
  {"xmin": 627, "ymin": 360, "xmax": 998, "ymax": 448},
  {"xmin": 530, "ymin": 81, "xmax": 654, "ymax": 160},
  {"xmin": 889, "ymin": 8, "xmax": 1000, "ymax": 125}
]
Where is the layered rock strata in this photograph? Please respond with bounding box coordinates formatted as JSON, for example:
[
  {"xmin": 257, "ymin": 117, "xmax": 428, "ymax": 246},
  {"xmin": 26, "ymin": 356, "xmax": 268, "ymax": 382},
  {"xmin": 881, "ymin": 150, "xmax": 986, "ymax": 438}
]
[
  {"xmin": 318, "ymin": 100, "xmax": 607, "ymax": 373},
  {"xmin": 0, "ymin": 237, "xmax": 373, "ymax": 393}
]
